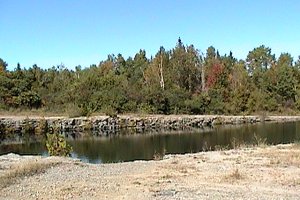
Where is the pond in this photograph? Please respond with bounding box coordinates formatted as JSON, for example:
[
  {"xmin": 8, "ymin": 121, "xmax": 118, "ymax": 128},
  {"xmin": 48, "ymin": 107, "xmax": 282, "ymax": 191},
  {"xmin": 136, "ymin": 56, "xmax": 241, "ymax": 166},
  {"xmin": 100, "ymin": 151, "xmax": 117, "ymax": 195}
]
[{"xmin": 0, "ymin": 121, "xmax": 300, "ymax": 163}]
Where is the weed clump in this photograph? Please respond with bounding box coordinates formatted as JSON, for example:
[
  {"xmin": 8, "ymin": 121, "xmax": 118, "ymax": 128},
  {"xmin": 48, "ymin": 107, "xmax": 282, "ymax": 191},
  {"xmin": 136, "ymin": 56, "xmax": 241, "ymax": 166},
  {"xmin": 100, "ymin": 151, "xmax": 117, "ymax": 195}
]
[
  {"xmin": 223, "ymin": 168, "xmax": 244, "ymax": 183},
  {"xmin": 153, "ymin": 149, "xmax": 166, "ymax": 160},
  {"xmin": 253, "ymin": 133, "xmax": 267, "ymax": 147},
  {"xmin": 46, "ymin": 133, "xmax": 72, "ymax": 156}
]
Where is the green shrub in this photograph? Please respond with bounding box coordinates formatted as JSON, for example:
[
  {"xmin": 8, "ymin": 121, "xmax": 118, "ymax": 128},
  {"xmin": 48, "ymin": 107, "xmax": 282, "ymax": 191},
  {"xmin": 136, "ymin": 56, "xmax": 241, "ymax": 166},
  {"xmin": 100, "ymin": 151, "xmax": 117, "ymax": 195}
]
[
  {"xmin": 185, "ymin": 94, "xmax": 210, "ymax": 114},
  {"xmin": 137, "ymin": 103, "xmax": 156, "ymax": 114},
  {"xmin": 22, "ymin": 118, "xmax": 35, "ymax": 135},
  {"xmin": 102, "ymin": 105, "xmax": 118, "ymax": 117},
  {"xmin": 296, "ymin": 99, "xmax": 300, "ymax": 111},
  {"xmin": 35, "ymin": 118, "xmax": 48, "ymax": 135},
  {"xmin": 64, "ymin": 104, "xmax": 81, "ymax": 117},
  {"xmin": 46, "ymin": 133, "xmax": 72, "ymax": 156}
]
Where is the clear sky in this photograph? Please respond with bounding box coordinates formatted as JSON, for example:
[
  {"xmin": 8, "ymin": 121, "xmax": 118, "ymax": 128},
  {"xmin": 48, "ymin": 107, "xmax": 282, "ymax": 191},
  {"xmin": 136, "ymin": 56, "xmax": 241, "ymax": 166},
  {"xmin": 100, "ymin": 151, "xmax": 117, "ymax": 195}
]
[{"xmin": 1, "ymin": 0, "xmax": 300, "ymax": 70}]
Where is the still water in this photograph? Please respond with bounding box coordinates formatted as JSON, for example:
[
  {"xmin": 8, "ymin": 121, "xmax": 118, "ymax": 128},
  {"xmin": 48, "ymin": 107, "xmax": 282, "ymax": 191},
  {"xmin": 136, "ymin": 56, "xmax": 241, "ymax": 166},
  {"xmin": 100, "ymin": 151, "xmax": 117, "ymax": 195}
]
[{"xmin": 0, "ymin": 121, "xmax": 300, "ymax": 163}]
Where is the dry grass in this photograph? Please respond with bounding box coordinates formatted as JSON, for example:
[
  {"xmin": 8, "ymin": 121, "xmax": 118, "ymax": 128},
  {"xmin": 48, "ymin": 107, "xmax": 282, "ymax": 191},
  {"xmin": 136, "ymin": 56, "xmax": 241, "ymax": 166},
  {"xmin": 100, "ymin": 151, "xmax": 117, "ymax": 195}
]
[
  {"xmin": 229, "ymin": 168, "xmax": 243, "ymax": 179},
  {"xmin": 231, "ymin": 134, "xmax": 268, "ymax": 150},
  {"xmin": 230, "ymin": 137, "xmax": 247, "ymax": 149},
  {"xmin": 0, "ymin": 159, "xmax": 61, "ymax": 189},
  {"xmin": 277, "ymin": 151, "xmax": 300, "ymax": 167},
  {"xmin": 224, "ymin": 168, "xmax": 244, "ymax": 182},
  {"xmin": 253, "ymin": 133, "xmax": 267, "ymax": 147},
  {"xmin": 0, "ymin": 109, "xmax": 66, "ymax": 117},
  {"xmin": 259, "ymin": 145, "xmax": 300, "ymax": 168}
]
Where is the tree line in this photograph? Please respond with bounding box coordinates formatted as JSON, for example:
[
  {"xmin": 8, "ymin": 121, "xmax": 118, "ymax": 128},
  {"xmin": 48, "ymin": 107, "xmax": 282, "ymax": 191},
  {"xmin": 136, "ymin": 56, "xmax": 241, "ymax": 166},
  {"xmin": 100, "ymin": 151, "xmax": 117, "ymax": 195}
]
[{"xmin": 1, "ymin": 38, "xmax": 300, "ymax": 116}]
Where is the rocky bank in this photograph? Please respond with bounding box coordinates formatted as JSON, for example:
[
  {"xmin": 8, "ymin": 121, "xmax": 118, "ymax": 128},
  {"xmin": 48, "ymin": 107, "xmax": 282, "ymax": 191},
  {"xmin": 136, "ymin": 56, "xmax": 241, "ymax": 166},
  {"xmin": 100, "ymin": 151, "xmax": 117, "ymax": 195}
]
[{"xmin": 1, "ymin": 115, "xmax": 300, "ymax": 136}]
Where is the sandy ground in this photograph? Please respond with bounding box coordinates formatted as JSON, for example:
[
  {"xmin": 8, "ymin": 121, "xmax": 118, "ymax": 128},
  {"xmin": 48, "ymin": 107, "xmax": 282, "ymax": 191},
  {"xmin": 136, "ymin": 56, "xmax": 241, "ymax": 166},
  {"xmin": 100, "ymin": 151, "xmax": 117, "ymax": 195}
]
[{"xmin": 0, "ymin": 144, "xmax": 300, "ymax": 200}]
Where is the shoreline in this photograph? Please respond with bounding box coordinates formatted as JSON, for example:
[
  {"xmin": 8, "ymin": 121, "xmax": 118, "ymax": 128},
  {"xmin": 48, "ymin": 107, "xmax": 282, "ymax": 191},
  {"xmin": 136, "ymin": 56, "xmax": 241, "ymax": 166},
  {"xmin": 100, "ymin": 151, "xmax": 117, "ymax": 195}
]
[
  {"xmin": 0, "ymin": 115, "xmax": 300, "ymax": 136},
  {"xmin": 1, "ymin": 114, "xmax": 300, "ymax": 120},
  {"xmin": 1, "ymin": 143, "xmax": 299, "ymax": 199}
]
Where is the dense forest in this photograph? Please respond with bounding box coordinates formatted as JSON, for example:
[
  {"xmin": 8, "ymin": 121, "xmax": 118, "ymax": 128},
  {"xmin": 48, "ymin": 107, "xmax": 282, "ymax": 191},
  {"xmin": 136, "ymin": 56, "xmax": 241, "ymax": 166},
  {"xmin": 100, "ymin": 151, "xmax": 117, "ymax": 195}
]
[{"xmin": 1, "ymin": 39, "xmax": 300, "ymax": 116}]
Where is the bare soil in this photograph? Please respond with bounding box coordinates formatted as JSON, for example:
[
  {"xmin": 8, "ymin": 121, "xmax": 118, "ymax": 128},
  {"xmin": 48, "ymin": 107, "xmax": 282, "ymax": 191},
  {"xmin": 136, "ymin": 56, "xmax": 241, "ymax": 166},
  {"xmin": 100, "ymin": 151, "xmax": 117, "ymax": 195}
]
[{"xmin": 0, "ymin": 144, "xmax": 300, "ymax": 200}]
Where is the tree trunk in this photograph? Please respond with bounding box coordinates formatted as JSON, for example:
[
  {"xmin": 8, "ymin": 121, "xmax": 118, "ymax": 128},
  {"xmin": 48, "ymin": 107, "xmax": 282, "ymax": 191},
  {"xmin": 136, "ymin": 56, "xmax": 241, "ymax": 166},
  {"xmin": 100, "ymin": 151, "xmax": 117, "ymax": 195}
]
[
  {"xmin": 200, "ymin": 54, "xmax": 205, "ymax": 92},
  {"xmin": 159, "ymin": 53, "xmax": 165, "ymax": 90}
]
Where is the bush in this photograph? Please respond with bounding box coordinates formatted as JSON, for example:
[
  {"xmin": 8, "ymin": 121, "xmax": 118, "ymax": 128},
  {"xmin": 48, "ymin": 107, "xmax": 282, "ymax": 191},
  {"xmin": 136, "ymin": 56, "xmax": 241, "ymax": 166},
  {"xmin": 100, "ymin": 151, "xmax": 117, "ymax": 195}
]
[
  {"xmin": 35, "ymin": 118, "xmax": 48, "ymax": 135},
  {"xmin": 18, "ymin": 91, "xmax": 42, "ymax": 109},
  {"xmin": 208, "ymin": 89, "xmax": 225, "ymax": 114},
  {"xmin": 295, "ymin": 99, "xmax": 300, "ymax": 111},
  {"xmin": 46, "ymin": 133, "xmax": 72, "ymax": 156},
  {"xmin": 185, "ymin": 93, "xmax": 210, "ymax": 114},
  {"xmin": 137, "ymin": 103, "xmax": 157, "ymax": 114},
  {"xmin": 102, "ymin": 105, "xmax": 118, "ymax": 117},
  {"xmin": 22, "ymin": 118, "xmax": 35, "ymax": 136},
  {"xmin": 65, "ymin": 104, "xmax": 82, "ymax": 118}
]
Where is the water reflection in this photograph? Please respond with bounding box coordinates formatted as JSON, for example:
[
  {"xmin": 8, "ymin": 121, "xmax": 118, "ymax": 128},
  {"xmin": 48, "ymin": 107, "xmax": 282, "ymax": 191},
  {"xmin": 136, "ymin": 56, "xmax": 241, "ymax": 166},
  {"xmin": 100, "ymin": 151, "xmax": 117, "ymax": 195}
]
[{"xmin": 0, "ymin": 121, "xmax": 299, "ymax": 163}]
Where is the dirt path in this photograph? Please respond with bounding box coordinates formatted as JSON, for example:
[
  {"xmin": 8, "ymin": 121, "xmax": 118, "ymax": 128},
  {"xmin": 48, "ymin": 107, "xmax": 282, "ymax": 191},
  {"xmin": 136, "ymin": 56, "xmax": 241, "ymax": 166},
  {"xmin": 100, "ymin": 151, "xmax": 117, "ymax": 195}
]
[{"xmin": 1, "ymin": 144, "xmax": 300, "ymax": 200}]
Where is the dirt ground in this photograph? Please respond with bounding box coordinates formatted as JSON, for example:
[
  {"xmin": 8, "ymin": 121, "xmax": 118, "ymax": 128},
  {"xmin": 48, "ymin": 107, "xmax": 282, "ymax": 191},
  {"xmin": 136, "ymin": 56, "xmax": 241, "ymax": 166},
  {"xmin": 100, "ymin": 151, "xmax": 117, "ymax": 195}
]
[{"xmin": 0, "ymin": 144, "xmax": 300, "ymax": 200}]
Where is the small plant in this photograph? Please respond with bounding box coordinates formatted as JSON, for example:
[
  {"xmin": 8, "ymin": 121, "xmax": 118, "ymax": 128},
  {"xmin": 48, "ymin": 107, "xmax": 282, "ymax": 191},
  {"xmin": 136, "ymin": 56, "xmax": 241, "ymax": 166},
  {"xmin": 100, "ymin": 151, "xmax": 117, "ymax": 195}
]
[
  {"xmin": 103, "ymin": 106, "xmax": 118, "ymax": 118},
  {"xmin": 258, "ymin": 111, "xmax": 267, "ymax": 122},
  {"xmin": 153, "ymin": 149, "xmax": 166, "ymax": 160},
  {"xmin": 46, "ymin": 133, "xmax": 72, "ymax": 156},
  {"xmin": 222, "ymin": 168, "xmax": 245, "ymax": 183},
  {"xmin": 229, "ymin": 168, "xmax": 243, "ymax": 180},
  {"xmin": 65, "ymin": 103, "xmax": 85, "ymax": 118},
  {"xmin": 215, "ymin": 145, "xmax": 229, "ymax": 151},
  {"xmin": 35, "ymin": 118, "xmax": 48, "ymax": 135},
  {"xmin": 83, "ymin": 121, "xmax": 93, "ymax": 130},
  {"xmin": 23, "ymin": 117, "xmax": 35, "ymax": 135},
  {"xmin": 231, "ymin": 137, "xmax": 243, "ymax": 149},
  {"xmin": 253, "ymin": 133, "xmax": 267, "ymax": 147}
]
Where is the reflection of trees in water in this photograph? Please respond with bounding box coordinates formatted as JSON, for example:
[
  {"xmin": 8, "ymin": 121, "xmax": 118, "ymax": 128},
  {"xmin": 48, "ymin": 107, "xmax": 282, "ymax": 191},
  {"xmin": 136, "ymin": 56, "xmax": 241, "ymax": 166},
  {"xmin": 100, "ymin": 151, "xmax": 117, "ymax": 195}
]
[
  {"xmin": 1, "ymin": 121, "xmax": 299, "ymax": 163},
  {"xmin": 296, "ymin": 123, "xmax": 300, "ymax": 141}
]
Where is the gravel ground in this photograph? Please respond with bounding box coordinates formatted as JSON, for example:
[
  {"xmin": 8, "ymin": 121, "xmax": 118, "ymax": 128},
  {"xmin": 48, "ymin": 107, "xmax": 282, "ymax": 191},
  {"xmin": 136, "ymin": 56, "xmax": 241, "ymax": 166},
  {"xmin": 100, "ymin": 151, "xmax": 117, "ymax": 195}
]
[{"xmin": 0, "ymin": 144, "xmax": 300, "ymax": 200}]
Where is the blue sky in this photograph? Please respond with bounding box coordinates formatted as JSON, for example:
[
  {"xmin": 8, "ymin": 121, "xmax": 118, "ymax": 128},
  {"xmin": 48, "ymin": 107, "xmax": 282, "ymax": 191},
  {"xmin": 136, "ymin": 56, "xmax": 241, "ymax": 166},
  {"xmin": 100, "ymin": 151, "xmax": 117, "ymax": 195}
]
[{"xmin": 1, "ymin": 0, "xmax": 300, "ymax": 70}]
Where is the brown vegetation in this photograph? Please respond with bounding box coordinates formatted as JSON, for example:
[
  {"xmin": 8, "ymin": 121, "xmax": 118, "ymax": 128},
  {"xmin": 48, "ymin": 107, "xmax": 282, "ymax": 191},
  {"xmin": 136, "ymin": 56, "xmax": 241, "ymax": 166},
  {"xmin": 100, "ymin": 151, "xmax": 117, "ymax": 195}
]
[{"xmin": 0, "ymin": 158, "xmax": 61, "ymax": 189}]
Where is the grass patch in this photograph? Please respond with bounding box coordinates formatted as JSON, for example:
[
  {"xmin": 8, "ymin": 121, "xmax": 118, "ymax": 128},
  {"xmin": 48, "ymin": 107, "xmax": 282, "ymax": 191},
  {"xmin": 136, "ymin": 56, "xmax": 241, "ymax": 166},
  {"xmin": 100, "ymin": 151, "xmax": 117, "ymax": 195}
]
[
  {"xmin": 0, "ymin": 159, "xmax": 61, "ymax": 189},
  {"xmin": 253, "ymin": 133, "xmax": 267, "ymax": 147},
  {"xmin": 267, "ymin": 152, "xmax": 300, "ymax": 167},
  {"xmin": 224, "ymin": 168, "xmax": 244, "ymax": 182},
  {"xmin": 230, "ymin": 138, "xmax": 246, "ymax": 149},
  {"xmin": 230, "ymin": 134, "xmax": 267, "ymax": 150},
  {"xmin": 261, "ymin": 145, "xmax": 300, "ymax": 167}
]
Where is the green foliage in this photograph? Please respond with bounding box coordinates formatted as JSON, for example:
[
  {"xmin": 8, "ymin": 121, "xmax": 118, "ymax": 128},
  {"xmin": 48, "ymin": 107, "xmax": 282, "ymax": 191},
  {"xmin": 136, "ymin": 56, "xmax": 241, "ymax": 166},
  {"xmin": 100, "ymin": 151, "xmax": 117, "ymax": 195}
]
[
  {"xmin": 65, "ymin": 103, "xmax": 85, "ymax": 118},
  {"xmin": 208, "ymin": 88, "xmax": 226, "ymax": 114},
  {"xmin": 22, "ymin": 118, "xmax": 35, "ymax": 135},
  {"xmin": 164, "ymin": 87, "xmax": 189, "ymax": 114},
  {"xmin": 46, "ymin": 133, "xmax": 72, "ymax": 157},
  {"xmin": 185, "ymin": 93, "xmax": 210, "ymax": 114},
  {"xmin": 295, "ymin": 84, "xmax": 300, "ymax": 111},
  {"xmin": 102, "ymin": 105, "xmax": 118, "ymax": 117},
  {"xmin": 18, "ymin": 91, "xmax": 42, "ymax": 109},
  {"xmin": 0, "ymin": 41, "xmax": 300, "ymax": 115},
  {"xmin": 35, "ymin": 118, "xmax": 48, "ymax": 135},
  {"xmin": 137, "ymin": 103, "xmax": 157, "ymax": 114}
]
